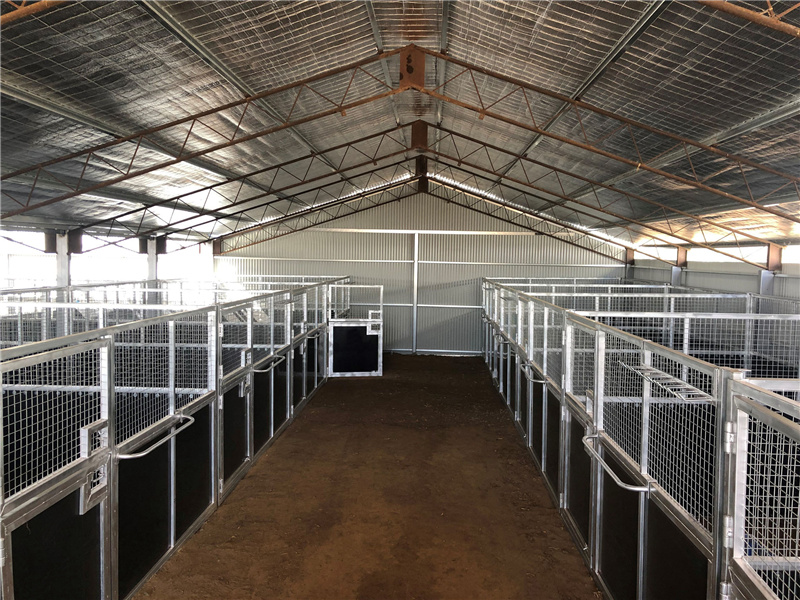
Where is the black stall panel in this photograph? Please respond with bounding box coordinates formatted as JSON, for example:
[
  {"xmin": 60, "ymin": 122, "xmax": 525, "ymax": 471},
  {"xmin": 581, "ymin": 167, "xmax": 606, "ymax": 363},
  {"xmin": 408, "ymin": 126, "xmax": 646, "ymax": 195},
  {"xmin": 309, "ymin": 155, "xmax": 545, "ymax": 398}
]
[
  {"xmin": 317, "ymin": 332, "xmax": 326, "ymax": 382},
  {"xmin": 531, "ymin": 378, "xmax": 544, "ymax": 462},
  {"xmin": 223, "ymin": 387, "xmax": 247, "ymax": 482},
  {"xmin": 507, "ymin": 353, "xmax": 517, "ymax": 414},
  {"xmin": 332, "ymin": 325, "xmax": 379, "ymax": 374},
  {"xmin": 118, "ymin": 438, "xmax": 170, "ymax": 598},
  {"xmin": 567, "ymin": 417, "xmax": 592, "ymax": 544},
  {"xmin": 293, "ymin": 345, "xmax": 304, "ymax": 408},
  {"xmin": 544, "ymin": 390, "xmax": 561, "ymax": 490},
  {"xmin": 306, "ymin": 336, "xmax": 317, "ymax": 397},
  {"xmin": 253, "ymin": 369, "xmax": 272, "ymax": 452},
  {"xmin": 12, "ymin": 489, "xmax": 102, "ymax": 600},
  {"xmin": 646, "ymin": 501, "xmax": 708, "ymax": 600},
  {"xmin": 518, "ymin": 367, "xmax": 529, "ymax": 437},
  {"xmin": 273, "ymin": 357, "xmax": 289, "ymax": 429},
  {"xmin": 598, "ymin": 451, "xmax": 640, "ymax": 600},
  {"xmin": 175, "ymin": 404, "xmax": 212, "ymax": 539}
]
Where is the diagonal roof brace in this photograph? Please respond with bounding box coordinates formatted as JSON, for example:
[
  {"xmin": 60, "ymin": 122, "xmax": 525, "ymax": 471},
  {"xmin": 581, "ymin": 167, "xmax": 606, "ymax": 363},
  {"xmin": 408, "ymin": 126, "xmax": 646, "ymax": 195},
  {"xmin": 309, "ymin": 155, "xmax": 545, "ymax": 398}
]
[
  {"xmin": 139, "ymin": 0, "xmax": 362, "ymax": 186},
  {"xmin": 0, "ymin": 71, "xmax": 258, "ymax": 189},
  {"xmin": 568, "ymin": 97, "xmax": 800, "ymax": 210},
  {"xmin": 491, "ymin": 0, "xmax": 669, "ymax": 188},
  {"xmin": 364, "ymin": 1, "xmax": 406, "ymax": 139}
]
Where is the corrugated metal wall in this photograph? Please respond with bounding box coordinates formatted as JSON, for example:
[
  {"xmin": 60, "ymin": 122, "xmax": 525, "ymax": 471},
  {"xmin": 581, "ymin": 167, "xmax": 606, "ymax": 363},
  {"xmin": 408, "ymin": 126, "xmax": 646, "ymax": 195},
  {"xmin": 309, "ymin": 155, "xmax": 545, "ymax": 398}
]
[
  {"xmin": 634, "ymin": 259, "xmax": 800, "ymax": 300},
  {"xmin": 218, "ymin": 193, "xmax": 626, "ymax": 353},
  {"xmin": 775, "ymin": 275, "xmax": 800, "ymax": 299}
]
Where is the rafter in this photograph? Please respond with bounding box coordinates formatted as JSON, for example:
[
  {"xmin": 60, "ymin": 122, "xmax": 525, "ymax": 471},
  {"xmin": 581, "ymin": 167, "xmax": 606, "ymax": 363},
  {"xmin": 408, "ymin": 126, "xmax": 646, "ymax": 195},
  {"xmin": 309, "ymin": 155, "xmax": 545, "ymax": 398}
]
[
  {"xmin": 567, "ymin": 97, "xmax": 800, "ymax": 209},
  {"xmin": 81, "ymin": 127, "xmax": 411, "ymax": 240},
  {"xmin": 139, "ymin": 0, "xmax": 369, "ymax": 184},
  {"xmin": 426, "ymin": 180, "xmax": 637, "ymax": 264},
  {"xmin": 491, "ymin": 1, "xmax": 669, "ymax": 186},
  {"xmin": 427, "ymin": 124, "xmax": 780, "ymax": 268},
  {"xmin": 215, "ymin": 178, "xmax": 420, "ymax": 254},
  {"xmin": 413, "ymin": 47, "xmax": 800, "ymax": 224},
  {"xmin": 1, "ymin": 47, "xmax": 404, "ymax": 218},
  {"xmin": 4, "ymin": 44, "xmax": 798, "ymax": 258},
  {"xmin": 97, "ymin": 160, "xmax": 417, "ymax": 251},
  {"xmin": 428, "ymin": 166, "xmax": 678, "ymax": 264},
  {"xmin": 0, "ymin": 0, "xmax": 64, "ymax": 26},
  {"xmin": 697, "ymin": 0, "xmax": 800, "ymax": 38}
]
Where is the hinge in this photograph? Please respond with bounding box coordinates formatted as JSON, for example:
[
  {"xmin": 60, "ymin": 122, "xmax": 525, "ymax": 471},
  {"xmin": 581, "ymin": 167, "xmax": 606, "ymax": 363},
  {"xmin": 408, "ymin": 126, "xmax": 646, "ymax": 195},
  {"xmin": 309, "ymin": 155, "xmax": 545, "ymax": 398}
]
[
  {"xmin": 723, "ymin": 515, "xmax": 734, "ymax": 549},
  {"xmin": 724, "ymin": 422, "xmax": 737, "ymax": 454},
  {"xmin": 719, "ymin": 582, "xmax": 731, "ymax": 600},
  {"xmin": 218, "ymin": 479, "xmax": 225, "ymax": 494},
  {"xmin": 559, "ymin": 492, "xmax": 565, "ymax": 508},
  {"xmin": 218, "ymin": 394, "xmax": 224, "ymax": 410},
  {"xmin": 218, "ymin": 322, "xmax": 225, "ymax": 338}
]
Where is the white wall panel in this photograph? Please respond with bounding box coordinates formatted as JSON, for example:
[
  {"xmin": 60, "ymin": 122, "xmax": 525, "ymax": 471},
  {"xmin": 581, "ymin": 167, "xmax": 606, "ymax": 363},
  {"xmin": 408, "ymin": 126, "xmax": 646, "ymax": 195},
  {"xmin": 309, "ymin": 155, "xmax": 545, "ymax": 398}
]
[{"xmin": 218, "ymin": 193, "xmax": 625, "ymax": 353}]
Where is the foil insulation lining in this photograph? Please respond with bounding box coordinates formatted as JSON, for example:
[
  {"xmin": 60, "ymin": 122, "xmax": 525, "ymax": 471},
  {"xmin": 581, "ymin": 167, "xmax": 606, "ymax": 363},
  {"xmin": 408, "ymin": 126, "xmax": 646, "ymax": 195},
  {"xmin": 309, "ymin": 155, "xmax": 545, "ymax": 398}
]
[{"xmin": 1, "ymin": 0, "xmax": 798, "ymax": 248}]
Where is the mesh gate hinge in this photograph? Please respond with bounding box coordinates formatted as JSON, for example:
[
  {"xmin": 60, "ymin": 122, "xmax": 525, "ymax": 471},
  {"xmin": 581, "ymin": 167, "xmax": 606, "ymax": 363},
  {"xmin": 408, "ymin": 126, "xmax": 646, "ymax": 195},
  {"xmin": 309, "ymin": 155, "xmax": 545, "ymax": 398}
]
[
  {"xmin": 723, "ymin": 515, "xmax": 734, "ymax": 549},
  {"xmin": 719, "ymin": 582, "xmax": 731, "ymax": 600},
  {"xmin": 724, "ymin": 422, "xmax": 737, "ymax": 454}
]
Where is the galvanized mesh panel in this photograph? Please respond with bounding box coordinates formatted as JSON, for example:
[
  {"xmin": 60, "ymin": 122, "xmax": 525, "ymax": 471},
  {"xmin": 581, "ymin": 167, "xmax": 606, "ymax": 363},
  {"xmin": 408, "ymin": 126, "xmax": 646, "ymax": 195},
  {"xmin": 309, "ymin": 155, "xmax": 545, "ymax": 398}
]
[
  {"xmin": 649, "ymin": 396, "xmax": 718, "ymax": 532},
  {"xmin": 546, "ymin": 309, "xmax": 564, "ymax": 387},
  {"xmin": 571, "ymin": 328, "xmax": 595, "ymax": 401},
  {"xmin": 603, "ymin": 332, "xmax": 642, "ymax": 465},
  {"xmin": 252, "ymin": 296, "xmax": 275, "ymax": 364},
  {"xmin": 114, "ymin": 321, "xmax": 170, "ymax": 442},
  {"xmin": 2, "ymin": 347, "xmax": 102, "ymax": 498},
  {"xmin": 220, "ymin": 307, "xmax": 249, "ymax": 376},
  {"xmin": 531, "ymin": 302, "xmax": 545, "ymax": 370},
  {"xmin": 174, "ymin": 313, "xmax": 213, "ymax": 410},
  {"xmin": 742, "ymin": 414, "xmax": 800, "ymax": 600},
  {"xmin": 502, "ymin": 293, "xmax": 518, "ymax": 344}
]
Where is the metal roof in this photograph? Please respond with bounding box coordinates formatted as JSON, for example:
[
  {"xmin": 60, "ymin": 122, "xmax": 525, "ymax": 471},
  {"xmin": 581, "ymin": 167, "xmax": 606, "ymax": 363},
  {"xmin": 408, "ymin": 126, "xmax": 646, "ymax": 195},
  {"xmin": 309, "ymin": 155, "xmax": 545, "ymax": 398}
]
[{"xmin": 1, "ymin": 0, "xmax": 798, "ymax": 267}]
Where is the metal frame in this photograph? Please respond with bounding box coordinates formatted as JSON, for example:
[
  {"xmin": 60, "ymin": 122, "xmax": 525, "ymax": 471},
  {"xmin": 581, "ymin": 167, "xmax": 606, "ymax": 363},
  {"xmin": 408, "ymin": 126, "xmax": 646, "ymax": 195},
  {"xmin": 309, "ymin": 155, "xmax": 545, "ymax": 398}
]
[
  {"xmin": 482, "ymin": 277, "xmax": 799, "ymax": 600},
  {"xmin": 327, "ymin": 284, "xmax": 384, "ymax": 378},
  {"xmin": 0, "ymin": 275, "xmax": 349, "ymax": 599},
  {"xmin": 4, "ymin": 47, "xmax": 795, "ymax": 269}
]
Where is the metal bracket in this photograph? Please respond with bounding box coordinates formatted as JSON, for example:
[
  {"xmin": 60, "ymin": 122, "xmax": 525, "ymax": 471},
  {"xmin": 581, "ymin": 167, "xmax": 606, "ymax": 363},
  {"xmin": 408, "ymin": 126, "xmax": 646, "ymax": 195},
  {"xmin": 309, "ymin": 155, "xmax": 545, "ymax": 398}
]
[
  {"xmin": 79, "ymin": 419, "xmax": 108, "ymax": 458},
  {"xmin": 724, "ymin": 421, "xmax": 737, "ymax": 454},
  {"xmin": 79, "ymin": 462, "xmax": 108, "ymax": 515}
]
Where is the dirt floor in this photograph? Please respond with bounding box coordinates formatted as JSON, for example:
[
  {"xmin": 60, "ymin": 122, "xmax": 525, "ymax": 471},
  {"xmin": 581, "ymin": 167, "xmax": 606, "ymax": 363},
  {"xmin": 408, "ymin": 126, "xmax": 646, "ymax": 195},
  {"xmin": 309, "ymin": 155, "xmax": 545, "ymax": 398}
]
[{"xmin": 135, "ymin": 354, "xmax": 600, "ymax": 600}]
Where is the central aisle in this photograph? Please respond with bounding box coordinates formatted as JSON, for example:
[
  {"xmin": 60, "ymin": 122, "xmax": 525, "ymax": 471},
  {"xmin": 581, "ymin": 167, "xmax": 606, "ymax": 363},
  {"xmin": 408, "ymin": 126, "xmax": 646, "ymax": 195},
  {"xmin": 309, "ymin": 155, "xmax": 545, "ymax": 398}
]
[{"xmin": 137, "ymin": 355, "xmax": 599, "ymax": 600}]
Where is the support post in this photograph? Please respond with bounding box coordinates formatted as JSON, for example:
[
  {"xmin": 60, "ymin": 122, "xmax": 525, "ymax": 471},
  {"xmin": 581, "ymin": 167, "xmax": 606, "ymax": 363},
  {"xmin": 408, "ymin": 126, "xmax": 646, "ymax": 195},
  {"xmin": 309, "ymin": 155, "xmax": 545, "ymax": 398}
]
[
  {"xmin": 624, "ymin": 247, "xmax": 635, "ymax": 280},
  {"xmin": 147, "ymin": 239, "xmax": 159, "ymax": 282},
  {"xmin": 55, "ymin": 233, "xmax": 71, "ymax": 288},
  {"xmin": 759, "ymin": 243, "xmax": 782, "ymax": 295},
  {"xmin": 412, "ymin": 233, "xmax": 419, "ymax": 354},
  {"xmin": 671, "ymin": 247, "xmax": 687, "ymax": 287}
]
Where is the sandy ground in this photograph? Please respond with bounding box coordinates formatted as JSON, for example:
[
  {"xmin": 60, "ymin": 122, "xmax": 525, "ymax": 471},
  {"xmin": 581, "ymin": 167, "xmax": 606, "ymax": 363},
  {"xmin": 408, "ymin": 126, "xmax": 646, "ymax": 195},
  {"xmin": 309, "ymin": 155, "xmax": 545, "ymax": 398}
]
[{"xmin": 135, "ymin": 354, "xmax": 600, "ymax": 600}]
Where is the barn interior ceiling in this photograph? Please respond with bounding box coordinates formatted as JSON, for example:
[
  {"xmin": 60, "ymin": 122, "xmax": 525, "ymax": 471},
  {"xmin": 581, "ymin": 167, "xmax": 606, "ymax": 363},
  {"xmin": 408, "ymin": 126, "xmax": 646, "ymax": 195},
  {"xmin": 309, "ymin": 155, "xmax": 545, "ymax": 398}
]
[{"xmin": 1, "ymin": 0, "xmax": 799, "ymax": 267}]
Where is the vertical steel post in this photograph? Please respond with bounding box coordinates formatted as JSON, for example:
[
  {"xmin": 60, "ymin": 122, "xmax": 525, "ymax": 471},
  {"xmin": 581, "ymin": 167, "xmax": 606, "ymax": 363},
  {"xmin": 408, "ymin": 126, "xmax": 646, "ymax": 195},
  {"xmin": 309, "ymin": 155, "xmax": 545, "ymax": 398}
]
[
  {"xmin": 103, "ymin": 335, "xmax": 118, "ymax": 600},
  {"xmin": 412, "ymin": 232, "xmax": 419, "ymax": 354},
  {"xmin": 167, "ymin": 320, "xmax": 177, "ymax": 548}
]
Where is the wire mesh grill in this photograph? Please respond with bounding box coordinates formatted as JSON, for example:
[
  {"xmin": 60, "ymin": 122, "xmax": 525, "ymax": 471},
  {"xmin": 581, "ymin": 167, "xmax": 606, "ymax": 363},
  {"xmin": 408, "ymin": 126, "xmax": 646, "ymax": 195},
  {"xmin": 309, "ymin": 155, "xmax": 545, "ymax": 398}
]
[
  {"xmin": 220, "ymin": 307, "xmax": 249, "ymax": 376},
  {"xmin": 2, "ymin": 347, "xmax": 103, "ymax": 499},
  {"xmin": 571, "ymin": 327, "xmax": 595, "ymax": 403},
  {"xmin": 175, "ymin": 313, "xmax": 213, "ymax": 409},
  {"xmin": 252, "ymin": 296, "xmax": 275, "ymax": 364},
  {"xmin": 114, "ymin": 321, "xmax": 170, "ymax": 442},
  {"xmin": 531, "ymin": 302, "xmax": 545, "ymax": 370},
  {"xmin": 742, "ymin": 413, "xmax": 800, "ymax": 600},
  {"xmin": 649, "ymin": 399, "xmax": 717, "ymax": 532},
  {"xmin": 546, "ymin": 309, "xmax": 564, "ymax": 387},
  {"xmin": 603, "ymin": 332, "xmax": 643, "ymax": 465}
]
